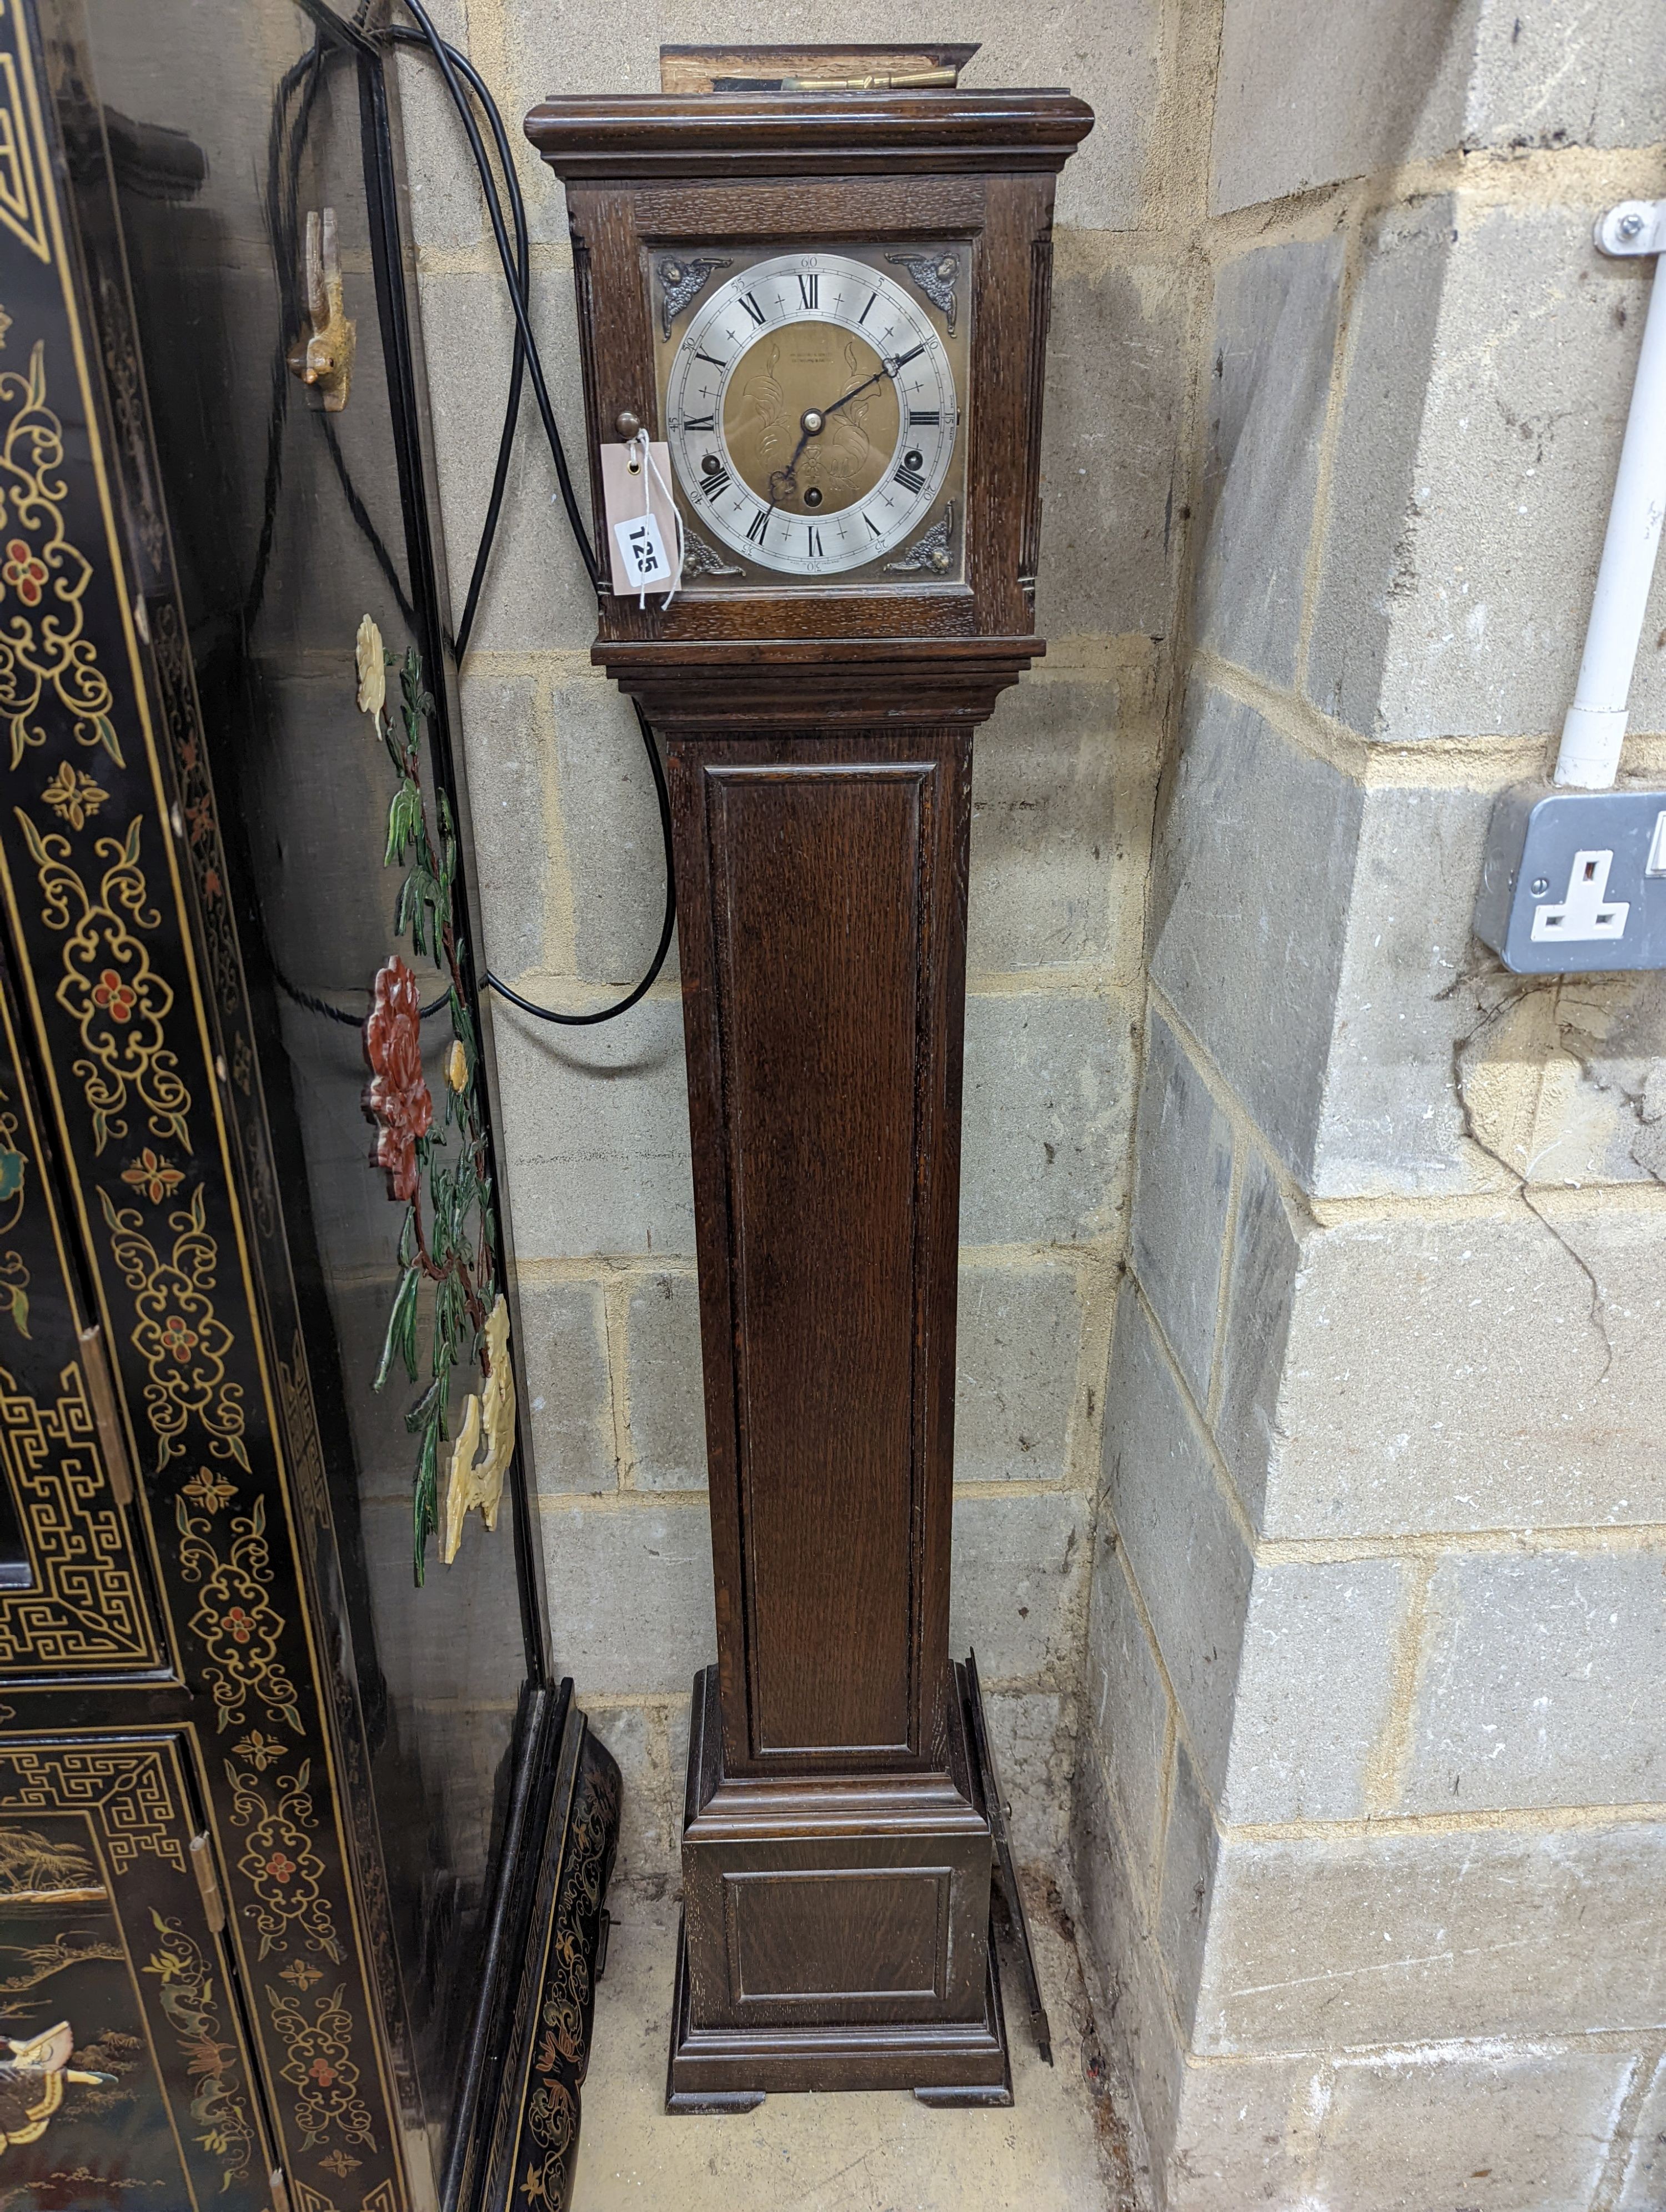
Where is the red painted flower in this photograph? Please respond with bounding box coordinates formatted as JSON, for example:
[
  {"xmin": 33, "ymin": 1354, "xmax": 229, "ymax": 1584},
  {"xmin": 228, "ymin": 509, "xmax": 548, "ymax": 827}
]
[
  {"xmin": 362, "ymin": 955, "xmax": 431, "ymax": 1202},
  {"xmin": 308, "ymin": 2057, "xmax": 338, "ymax": 2088},
  {"xmin": 158, "ymin": 1313, "xmax": 198, "ymax": 1361},
  {"xmin": 3, "ymin": 539, "xmax": 46, "ymax": 605},
  {"xmin": 264, "ymin": 1851, "xmax": 295, "ymax": 1883},
  {"xmin": 92, "ymin": 967, "xmax": 137, "ymax": 1022},
  {"xmin": 222, "ymin": 1605, "xmax": 255, "ymax": 1644},
  {"xmin": 122, "ymin": 1148, "xmax": 184, "ymax": 1204}
]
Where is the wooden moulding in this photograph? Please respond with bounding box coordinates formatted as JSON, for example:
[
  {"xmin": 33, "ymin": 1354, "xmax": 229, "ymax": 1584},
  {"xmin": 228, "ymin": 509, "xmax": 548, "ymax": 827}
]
[
  {"xmin": 524, "ymin": 88, "xmax": 1095, "ymax": 183},
  {"xmin": 594, "ymin": 637, "xmax": 1044, "ymax": 728}
]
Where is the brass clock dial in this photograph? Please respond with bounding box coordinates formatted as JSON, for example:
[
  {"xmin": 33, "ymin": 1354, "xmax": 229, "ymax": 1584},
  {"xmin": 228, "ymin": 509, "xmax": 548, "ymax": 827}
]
[{"xmin": 655, "ymin": 245, "xmax": 968, "ymax": 586}]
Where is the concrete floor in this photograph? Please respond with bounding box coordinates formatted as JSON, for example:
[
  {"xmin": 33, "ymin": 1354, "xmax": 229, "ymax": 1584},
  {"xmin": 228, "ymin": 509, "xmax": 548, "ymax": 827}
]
[{"xmin": 573, "ymin": 1873, "xmax": 1147, "ymax": 2212}]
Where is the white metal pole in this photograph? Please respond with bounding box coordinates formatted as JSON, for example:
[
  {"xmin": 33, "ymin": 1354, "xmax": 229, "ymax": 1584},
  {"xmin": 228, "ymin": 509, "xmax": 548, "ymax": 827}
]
[{"xmin": 1555, "ymin": 199, "xmax": 1666, "ymax": 790}]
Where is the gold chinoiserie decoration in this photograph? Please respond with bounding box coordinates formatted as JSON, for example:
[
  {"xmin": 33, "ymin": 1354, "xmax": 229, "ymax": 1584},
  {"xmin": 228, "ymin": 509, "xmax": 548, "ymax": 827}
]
[
  {"xmin": 0, "ymin": 2021, "xmax": 114, "ymax": 2149},
  {"xmin": 0, "ymin": 343, "xmax": 119, "ymax": 765},
  {"xmin": 17, "ymin": 811, "xmax": 189, "ymax": 1154}
]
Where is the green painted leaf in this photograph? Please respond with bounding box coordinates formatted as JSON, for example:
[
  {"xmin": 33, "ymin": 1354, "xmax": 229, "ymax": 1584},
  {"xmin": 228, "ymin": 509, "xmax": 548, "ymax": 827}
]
[{"xmin": 374, "ymin": 1264, "xmax": 420, "ymax": 1391}]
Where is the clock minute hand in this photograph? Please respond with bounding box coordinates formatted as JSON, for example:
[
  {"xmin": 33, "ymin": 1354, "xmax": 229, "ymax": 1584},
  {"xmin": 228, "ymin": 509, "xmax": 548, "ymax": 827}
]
[{"xmin": 820, "ymin": 344, "xmax": 919, "ymax": 425}]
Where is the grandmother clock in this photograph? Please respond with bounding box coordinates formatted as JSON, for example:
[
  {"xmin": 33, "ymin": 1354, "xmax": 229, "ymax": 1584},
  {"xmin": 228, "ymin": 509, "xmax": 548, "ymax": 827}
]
[{"xmin": 528, "ymin": 49, "xmax": 1092, "ymax": 2107}]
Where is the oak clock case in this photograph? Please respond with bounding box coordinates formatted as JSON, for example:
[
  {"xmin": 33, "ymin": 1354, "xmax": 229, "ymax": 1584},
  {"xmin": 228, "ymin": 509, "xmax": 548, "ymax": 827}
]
[
  {"xmin": 528, "ymin": 78, "xmax": 1092, "ymax": 2108},
  {"xmin": 653, "ymin": 243, "xmax": 970, "ymax": 586}
]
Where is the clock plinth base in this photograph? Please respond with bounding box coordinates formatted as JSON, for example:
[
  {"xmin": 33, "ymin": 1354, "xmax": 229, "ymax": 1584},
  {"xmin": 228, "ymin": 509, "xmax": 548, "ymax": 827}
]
[
  {"xmin": 666, "ymin": 1909, "xmax": 1013, "ymax": 2110},
  {"xmin": 668, "ymin": 1666, "xmax": 1010, "ymax": 2108}
]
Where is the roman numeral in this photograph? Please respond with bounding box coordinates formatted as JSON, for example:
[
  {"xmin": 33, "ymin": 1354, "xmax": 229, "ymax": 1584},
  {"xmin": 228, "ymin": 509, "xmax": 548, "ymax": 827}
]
[
  {"xmin": 894, "ymin": 344, "xmax": 924, "ymax": 369},
  {"xmin": 805, "ymin": 524, "xmax": 823, "ymax": 557},
  {"xmin": 797, "ymin": 273, "xmax": 819, "ymax": 310},
  {"xmin": 745, "ymin": 508, "xmax": 770, "ymax": 544},
  {"xmin": 859, "ymin": 292, "xmax": 877, "ymax": 326},
  {"xmin": 700, "ymin": 467, "xmax": 732, "ymax": 499},
  {"xmin": 694, "ymin": 351, "xmax": 725, "ymax": 369},
  {"xmin": 894, "ymin": 462, "xmax": 926, "ymax": 495},
  {"xmin": 908, "ymin": 409, "xmax": 941, "ymax": 427},
  {"xmin": 739, "ymin": 291, "xmax": 766, "ymax": 325},
  {"xmin": 683, "ymin": 413, "xmax": 715, "ymax": 433}
]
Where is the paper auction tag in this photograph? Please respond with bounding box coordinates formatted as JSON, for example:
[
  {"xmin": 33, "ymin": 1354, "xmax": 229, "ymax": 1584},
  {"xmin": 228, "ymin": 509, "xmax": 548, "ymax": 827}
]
[{"xmin": 600, "ymin": 439, "xmax": 681, "ymax": 598}]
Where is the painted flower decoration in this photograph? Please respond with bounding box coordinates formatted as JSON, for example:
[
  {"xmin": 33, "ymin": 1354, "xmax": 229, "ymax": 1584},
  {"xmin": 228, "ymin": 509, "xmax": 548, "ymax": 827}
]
[
  {"xmin": 2, "ymin": 538, "xmax": 47, "ymax": 606},
  {"xmin": 183, "ymin": 1466, "xmax": 235, "ymax": 1512},
  {"xmin": 158, "ymin": 1314, "xmax": 198, "ymax": 1361},
  {"xmin": 362, "ymin": 954, "xmax": 432, "ymax": 1201},
  {"xmin": 221, "ymin": 1605, "xmax": 255, "ymax": 1645},
  {"xmin": 355, "ymin": 613, "xmax": 386, "ymax": 720},
  {"xmin": 91, "ymin": 967, "xmax": 137, "ymax": 1023},
  {"xmin": 41, "ymin": 760, "xmax": 106, "ymax": 830},
  {"xmin": 121, "ymin": 1148, "xmax": 183, "ymax": 1204},
  {"xmin": 264, "ymin": 1851, "xmax": 295, "ymax": 1884}
]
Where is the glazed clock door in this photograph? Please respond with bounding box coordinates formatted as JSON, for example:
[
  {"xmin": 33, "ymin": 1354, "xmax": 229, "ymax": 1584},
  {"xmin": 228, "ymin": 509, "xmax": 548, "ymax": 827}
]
[{"xmin": 652, "ymin": 241, "xmax": 971, "ymax": 588}]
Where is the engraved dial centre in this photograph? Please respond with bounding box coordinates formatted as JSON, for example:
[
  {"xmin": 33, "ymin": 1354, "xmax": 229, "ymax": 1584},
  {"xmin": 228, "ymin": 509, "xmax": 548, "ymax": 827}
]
[{"xmin": 723, "ymin": 324, "xmax": 899, "ymax": 519}]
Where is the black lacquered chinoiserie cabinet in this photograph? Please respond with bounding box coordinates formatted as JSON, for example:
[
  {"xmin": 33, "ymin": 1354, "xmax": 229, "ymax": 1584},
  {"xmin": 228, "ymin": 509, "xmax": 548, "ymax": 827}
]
[{"xmin": 0, "ymin": 4, "xmax": 616, "ymax": 2210}]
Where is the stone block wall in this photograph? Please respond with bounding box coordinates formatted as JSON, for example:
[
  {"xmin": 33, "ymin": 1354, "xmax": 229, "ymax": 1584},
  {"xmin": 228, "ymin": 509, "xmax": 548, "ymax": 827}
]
[
  {"xmin": 1075, "ymin": 2, "xmax": 1666, "ymax": 2205},
  {"xmin": 400, "ymin": 0, "xmax": 1666, "ymax": 2199},
  {"xmin": 400, "ymin": 0, "xmax": 1181, "ymax": 1890}
]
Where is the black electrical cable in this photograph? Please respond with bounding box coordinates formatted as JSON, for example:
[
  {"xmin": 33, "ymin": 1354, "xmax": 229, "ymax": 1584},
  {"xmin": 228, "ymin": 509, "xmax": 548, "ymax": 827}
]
[
  {"xmin": 388, "ymin": 5, "xmax": 677, "ymax": 1027},
  {"xmin": 244, "ymin": 34, "xmax": 329, "ymax": 630},
  {"xmin": 274, "ymin": 968, "xmax": 449, "ymax": 1029},
  {"xmin": 396, "ymin": 0, "xmax": 596, "ymax": 585},
  {"xmin": 383, "ymin": 32, "xmax": 525, "ymax": 660}
]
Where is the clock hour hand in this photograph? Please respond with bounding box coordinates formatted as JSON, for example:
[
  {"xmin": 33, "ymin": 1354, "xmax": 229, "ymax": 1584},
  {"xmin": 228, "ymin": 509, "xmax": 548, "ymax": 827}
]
[{"xmin": 766, "ymin": 419, "xmax": 816, "ymax": 510}]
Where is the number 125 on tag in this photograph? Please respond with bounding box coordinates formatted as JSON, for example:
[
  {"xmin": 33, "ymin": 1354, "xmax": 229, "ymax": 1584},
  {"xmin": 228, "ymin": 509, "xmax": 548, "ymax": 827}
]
[{"xmin": 613, "ymin": 512, "xmax": 674, "ymax": 587}]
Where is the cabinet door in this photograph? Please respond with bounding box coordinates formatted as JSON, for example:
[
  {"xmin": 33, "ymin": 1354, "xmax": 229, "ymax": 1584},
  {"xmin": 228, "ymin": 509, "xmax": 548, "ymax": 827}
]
[
  {"xmin": 0, "ymin": 1730, "xmax": 274, "ymax": 2211},
  {"xmin": 0, "ymin": 940, "xmax": 167, "ymax": 1682}
]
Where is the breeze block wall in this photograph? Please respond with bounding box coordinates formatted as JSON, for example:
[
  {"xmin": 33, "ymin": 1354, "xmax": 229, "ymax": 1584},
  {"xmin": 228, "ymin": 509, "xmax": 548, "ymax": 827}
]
[
  {"xmin": 400, "ymin": 0, "xmax": 1185, "ymax": 1892},
  {"xmin": 1074, "ymin": 2, "xmax": 1666, "ymax": 2206}
]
